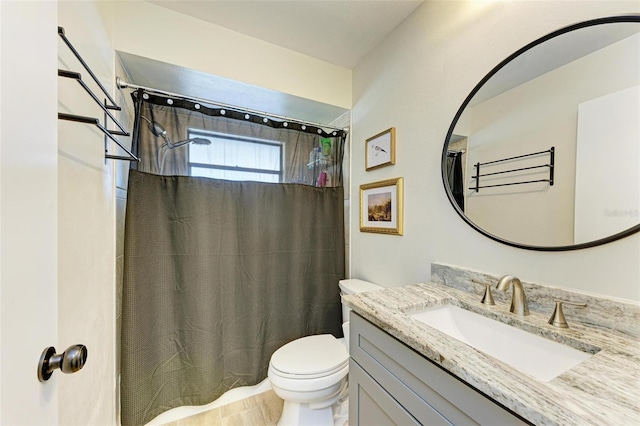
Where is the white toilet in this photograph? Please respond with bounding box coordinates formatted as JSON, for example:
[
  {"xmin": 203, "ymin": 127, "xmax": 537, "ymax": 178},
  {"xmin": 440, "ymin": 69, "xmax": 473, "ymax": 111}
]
[{"xmin": 268, "ymin": 279, "xmax": 382, "ymax": 426}]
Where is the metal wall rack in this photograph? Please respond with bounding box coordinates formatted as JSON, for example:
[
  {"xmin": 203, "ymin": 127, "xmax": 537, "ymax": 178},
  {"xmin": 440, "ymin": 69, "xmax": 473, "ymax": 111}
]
[
  {"xmin": 57, "ymin": 26, "xmax": 139, "ymax": 162},
  {"xmin": 470, "ymin": 147, "xmax": 554, "ymax": 192}
]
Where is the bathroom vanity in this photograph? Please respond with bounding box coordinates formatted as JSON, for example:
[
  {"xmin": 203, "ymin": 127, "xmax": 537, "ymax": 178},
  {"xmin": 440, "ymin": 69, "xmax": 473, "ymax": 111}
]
[
  {"xmin": 348, "ymin": 15, "xmax": 640, "ymax": 425},
  {"xmin": 344, "ymin": 267, "xmax": 640, "ymax": 426},
  {"xmin": 349, "ymin": 312, "xmax": 527, "ymax": 425}
]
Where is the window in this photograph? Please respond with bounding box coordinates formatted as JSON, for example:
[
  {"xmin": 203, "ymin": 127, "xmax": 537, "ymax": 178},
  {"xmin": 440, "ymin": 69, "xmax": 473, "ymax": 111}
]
[{"xmin": 188, "ymin": 129, "xmax": 283, "ymax": 183}]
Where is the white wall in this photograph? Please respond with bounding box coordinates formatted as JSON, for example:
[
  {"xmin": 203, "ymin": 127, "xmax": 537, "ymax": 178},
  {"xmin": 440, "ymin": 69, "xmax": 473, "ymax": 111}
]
[
  {"xmin": 351, "ymin": 0, "xmax": 640, "ymax": 302},
  {"xmin": 1, "ymin": 2, "xmax": 58, "ymax": 424},
  {"xmin": 111, "ymin": 1, "xmax": 352, "ymax": 110},
  {"xmin": 58, "ymin": 1, "xmax": 118, "ymax": 424}
]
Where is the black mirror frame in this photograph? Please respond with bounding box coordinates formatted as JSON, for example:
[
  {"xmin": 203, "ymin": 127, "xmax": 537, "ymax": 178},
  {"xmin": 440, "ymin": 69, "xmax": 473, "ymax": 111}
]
[{"xmin": 442, "ymin": 15, "xmax": 640, "ymax": 251}]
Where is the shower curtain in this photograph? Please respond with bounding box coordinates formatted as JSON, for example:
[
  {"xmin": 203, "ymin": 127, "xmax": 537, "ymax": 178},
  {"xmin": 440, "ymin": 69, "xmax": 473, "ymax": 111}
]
[
  {"xmin": 447, "ymin": 152, "xmax": 465, "ymax": 211},
  {"xmin": 121, "ymin": 92, "xmax": 347, "ymax": 425}
]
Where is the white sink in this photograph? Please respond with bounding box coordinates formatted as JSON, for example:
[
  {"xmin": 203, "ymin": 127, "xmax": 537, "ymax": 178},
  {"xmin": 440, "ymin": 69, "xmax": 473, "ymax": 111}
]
[{"xmin": 409, "ymin": 304, "xmax": 593, "ymax": 382}]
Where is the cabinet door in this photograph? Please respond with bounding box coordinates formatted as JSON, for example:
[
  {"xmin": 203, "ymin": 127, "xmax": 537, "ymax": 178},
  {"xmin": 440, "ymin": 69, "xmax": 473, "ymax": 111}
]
[
  {"xmin": 350, "ymin": 313, "xmax": 529, "ymax": 426},
  {"xmin": 349, "ymin": 360, "xmax": 425, "ymax": 426}
]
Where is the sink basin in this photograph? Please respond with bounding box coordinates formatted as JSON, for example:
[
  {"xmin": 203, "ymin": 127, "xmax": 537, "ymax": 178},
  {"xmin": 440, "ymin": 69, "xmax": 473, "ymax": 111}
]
[{"xmin": 409, "ymin": 304, "xmax": 593, "ymax": 382}]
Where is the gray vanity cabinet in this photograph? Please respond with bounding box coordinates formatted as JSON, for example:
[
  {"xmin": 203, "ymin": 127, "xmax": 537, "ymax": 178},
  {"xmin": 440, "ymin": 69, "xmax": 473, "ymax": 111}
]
[{"xmin": 349, "ymin": 312, "xmax": 529, "ymax": 426}]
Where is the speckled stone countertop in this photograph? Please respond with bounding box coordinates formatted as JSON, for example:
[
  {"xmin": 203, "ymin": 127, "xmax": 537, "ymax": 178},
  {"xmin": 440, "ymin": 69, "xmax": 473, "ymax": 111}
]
[{"xmin": 343, "ymin": 282, "xmax": 640, "ymax": 426}]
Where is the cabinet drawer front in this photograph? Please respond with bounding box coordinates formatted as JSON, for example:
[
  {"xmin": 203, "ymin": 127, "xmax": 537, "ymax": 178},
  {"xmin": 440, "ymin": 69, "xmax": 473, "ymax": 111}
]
[
  {"xmin": 349, "ymin": 359, "xmax": 424, "ymax": 426},
  {"xmin": 350, "ymin": 313, "xmax": 528, "ymax": 426}
]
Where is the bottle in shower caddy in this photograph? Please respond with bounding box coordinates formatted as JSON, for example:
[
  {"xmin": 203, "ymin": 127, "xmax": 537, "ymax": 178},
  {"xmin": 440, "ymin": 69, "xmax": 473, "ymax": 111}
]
[
  {"xmin": 318, "ymin": 171, "xmax": 327, "ymax": 187},
  {"xmin": 308, "ymin": 146, "xmax": 322, "ymax": 167},
  {"xmin": 321, "ymin": 138, "xmax": 332, "ymax": 156}
]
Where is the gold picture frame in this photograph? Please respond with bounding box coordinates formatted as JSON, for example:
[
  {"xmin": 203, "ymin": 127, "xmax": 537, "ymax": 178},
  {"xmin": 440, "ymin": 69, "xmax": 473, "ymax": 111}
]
[
  {"xmin": 359, "ymin": 177, "xmax": 403, "ymax": 235},
  {"xmin": 365, "ymin": 127, "xmax": 396, "ymax": 171}
]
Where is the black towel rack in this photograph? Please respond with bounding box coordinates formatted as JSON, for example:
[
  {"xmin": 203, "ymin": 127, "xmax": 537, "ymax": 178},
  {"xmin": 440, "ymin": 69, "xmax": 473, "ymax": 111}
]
[
  {"xmin": 470, "ymin": 147, "xmax": 554, "ymax": 192},
  {"xmin": 57, "ymin": 26, "xmax": 139, "ymax": 162}
]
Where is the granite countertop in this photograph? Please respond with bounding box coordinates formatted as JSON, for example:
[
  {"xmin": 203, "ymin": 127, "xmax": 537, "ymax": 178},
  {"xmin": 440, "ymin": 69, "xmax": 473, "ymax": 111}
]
[{"xmin": 343, "ymin": 282, "xmax": 640, "ymax": 426}]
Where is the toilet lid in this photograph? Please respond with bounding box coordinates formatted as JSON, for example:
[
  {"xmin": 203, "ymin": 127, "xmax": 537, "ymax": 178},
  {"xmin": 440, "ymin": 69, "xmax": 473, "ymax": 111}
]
[{"xmin": 270, "ymin": 334, "xmax": 348, "ymax": 377}]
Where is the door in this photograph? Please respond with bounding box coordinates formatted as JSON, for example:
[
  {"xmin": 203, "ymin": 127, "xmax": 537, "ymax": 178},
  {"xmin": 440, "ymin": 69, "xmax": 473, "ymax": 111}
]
[{"xmin": 1, "ymin": 1, "xmax": 59, "ymax": 423}]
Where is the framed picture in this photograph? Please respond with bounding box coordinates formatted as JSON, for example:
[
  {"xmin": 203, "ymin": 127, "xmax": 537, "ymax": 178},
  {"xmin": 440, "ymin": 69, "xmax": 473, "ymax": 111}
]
[
  {"xmin": 360, "ymin": 177, "xmax": 403, "ymax": 235},
  {"xmin": 365, "ymin": 127, "xmax": 396, "ymax": 171}
]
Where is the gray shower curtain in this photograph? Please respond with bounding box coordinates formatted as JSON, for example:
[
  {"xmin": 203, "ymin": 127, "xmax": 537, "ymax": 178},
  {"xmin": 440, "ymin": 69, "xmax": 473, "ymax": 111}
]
[
  {"xmin": 121, "ymin": 170, "xmax": 345, "ymax": 425},
  {"xmin": 447, "ymin": 152, "xmax": 465, "ymax": 212},
  {"xmin": 130, "ymin": 90, "xmax": 345, "ymax": 186},
  {"xmin": 121, "ymin": 92, "xmax": 347, "ymax": 425}
]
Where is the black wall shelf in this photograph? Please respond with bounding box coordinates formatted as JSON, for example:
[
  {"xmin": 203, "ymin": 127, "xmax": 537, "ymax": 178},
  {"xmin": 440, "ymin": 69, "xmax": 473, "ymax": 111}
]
[
  {"xmin": 470, "ymin": 147, "xmax": 554, "ymax": 192},
  {"xmin": 57, "ymin": 26, "xmax": 139, "ymax": 162}
]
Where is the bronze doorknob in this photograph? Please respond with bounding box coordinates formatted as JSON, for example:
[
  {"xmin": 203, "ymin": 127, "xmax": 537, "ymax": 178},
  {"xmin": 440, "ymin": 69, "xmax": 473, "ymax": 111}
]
[{"xmin": 37, "ymin": 344, "xmax": 88, "ymax": 382}]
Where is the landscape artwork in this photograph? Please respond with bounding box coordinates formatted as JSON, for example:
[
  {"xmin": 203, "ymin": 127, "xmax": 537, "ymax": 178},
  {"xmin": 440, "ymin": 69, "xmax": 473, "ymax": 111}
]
[
  {"xmin": 359, "ymin": 177, "xmax": 403, "ymax": 235},
  {"xmin": 367, "ymin": 192, "xmax": 392, "ymax": 222}
]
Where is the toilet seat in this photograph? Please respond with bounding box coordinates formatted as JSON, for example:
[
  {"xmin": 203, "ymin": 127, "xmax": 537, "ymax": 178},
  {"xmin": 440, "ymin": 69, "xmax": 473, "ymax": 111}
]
[
  {"xmin": 268, "ymin": 362, "xmax": 348, "ymax": 393},
  {"xmin": 270, "ymin": 334, "xmax": 348, "ymax": 379}
]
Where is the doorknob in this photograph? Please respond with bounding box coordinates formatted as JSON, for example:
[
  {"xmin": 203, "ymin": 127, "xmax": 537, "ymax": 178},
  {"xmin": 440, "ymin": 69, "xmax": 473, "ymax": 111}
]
[{"xmin": 37, "ymin": 344, "xmax": 88, "ymax": 382}]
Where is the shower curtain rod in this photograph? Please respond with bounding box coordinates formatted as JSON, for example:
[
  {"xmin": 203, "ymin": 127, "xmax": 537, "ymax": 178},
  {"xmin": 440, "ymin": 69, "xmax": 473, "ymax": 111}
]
[{"xmin": 116, "ymin": 78, "xmax": 348, "ymax": 133}]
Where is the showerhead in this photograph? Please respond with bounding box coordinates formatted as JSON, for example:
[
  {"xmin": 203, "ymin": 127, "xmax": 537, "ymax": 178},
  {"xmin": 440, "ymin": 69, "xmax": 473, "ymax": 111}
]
[
  {"xmin": 164, "ymin": 137, "xmax": 211, "ymax": 149},
  {"xmin": 159, "ymin": 137, "xmax": 211, "ymax": 174},
  {"xmin": 141, "ymin": 116, "xmax": 211, "ymax": 150},
  {"xmin": 140, "ymin": 116, "xmax": 167, "ymax": 138},
  {"xmin": 190, "ymin": 137, "xmax": 211, "ymax": 145}
]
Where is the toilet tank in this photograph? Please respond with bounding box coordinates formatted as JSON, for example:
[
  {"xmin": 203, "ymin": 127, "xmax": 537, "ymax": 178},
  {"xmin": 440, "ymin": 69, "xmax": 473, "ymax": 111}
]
[{"xmin": 339, "ymin": 279, "xmax": 382, "ymax": 324}]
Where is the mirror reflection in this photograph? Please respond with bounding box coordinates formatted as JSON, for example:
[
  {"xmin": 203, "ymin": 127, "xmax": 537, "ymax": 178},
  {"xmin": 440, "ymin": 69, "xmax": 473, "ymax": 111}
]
[{"xmin": 444, "ymin": 19, "xmax": 640, "ymax": 249}]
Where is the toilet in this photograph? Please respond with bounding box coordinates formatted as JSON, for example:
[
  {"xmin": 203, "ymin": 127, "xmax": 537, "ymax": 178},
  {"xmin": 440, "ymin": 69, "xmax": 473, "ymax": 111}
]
[{"xmin": 268, "ymin": 279, "xmax": 382, "ymax": 426}]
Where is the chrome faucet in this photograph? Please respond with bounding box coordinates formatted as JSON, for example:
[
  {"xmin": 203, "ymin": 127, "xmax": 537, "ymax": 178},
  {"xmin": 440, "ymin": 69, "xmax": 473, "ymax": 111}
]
[{"xmin": 496, "ymin": 275, "xmax": 529, "ymax": 316}]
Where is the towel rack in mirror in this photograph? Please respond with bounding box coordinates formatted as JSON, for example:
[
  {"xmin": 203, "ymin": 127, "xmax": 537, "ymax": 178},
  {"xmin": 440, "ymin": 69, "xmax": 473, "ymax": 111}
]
[{"xmin": 469, "ymin": 147, "xmax": 554, "ymax": 192}]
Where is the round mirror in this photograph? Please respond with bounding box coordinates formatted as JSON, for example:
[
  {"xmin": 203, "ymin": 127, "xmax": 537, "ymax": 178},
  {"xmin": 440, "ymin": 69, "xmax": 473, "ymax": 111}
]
[{"xmin": 442, "ymin": 15, "xmax": 640, "ymax": 251}]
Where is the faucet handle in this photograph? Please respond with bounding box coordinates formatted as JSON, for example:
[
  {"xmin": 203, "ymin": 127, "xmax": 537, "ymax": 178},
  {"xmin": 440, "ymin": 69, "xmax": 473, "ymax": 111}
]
[
  {"xmin": 548, "ymin": 299, "xmax": 587, "ymax": 328},
  {"xmin": 472, "ymin": 280, "xmax": 495, "ymax": 305}
]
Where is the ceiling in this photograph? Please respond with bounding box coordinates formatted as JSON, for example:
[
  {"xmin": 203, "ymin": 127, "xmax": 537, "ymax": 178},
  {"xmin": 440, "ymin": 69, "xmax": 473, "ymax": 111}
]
[
  {"xmin": 118, "ymin": 51, "xmax": 352, "ymax": 125},
  {"xmin": 147, "ymin": 0, "xmax": 425, "ymax": 69},
  {"xmin": 473, "ymin": 22, "xmax": 640, "ymax": 106},
  {"xmin": 119, "ymin": 1, "xmax": 424, "ymax": 126}
]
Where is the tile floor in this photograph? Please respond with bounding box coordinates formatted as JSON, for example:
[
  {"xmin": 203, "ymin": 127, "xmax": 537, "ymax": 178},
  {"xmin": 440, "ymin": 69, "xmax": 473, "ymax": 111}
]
[
  {"xmin": 159, "ymin": 389, "xmax": 350, "ymax": 426},
  {"xmin": 161, "ymin": 390, "xmax": 283, "ymax": 426}
]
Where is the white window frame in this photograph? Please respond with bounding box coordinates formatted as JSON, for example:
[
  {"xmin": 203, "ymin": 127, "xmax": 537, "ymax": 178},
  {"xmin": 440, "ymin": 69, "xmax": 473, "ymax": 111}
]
[{"xmin": 187, "ymin": 129, "xmax": 284, "ymax": 182}]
